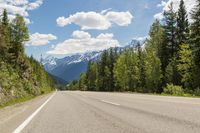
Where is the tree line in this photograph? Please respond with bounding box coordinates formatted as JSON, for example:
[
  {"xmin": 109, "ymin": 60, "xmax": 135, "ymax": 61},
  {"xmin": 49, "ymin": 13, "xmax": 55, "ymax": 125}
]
[
  {"xmin": 67, "ymin": 0, "xmax": 200, "ymax": 96},
  {"xmin": 0, "ymin": 10, "xmax": 55, "ymax": 106}
]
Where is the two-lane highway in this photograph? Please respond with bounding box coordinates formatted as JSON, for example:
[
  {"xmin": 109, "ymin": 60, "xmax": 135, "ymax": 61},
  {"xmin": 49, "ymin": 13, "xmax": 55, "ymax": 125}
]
[{"xmin": 1, "ymin": 91, "xmax": 200, "ymax": 133}]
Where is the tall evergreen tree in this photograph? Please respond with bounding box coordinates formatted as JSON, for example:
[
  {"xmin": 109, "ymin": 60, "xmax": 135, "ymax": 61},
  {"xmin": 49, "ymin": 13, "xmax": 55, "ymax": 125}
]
[
  {"xmin": 137, "ymin": 43, "xmax": 146, "ymax": 91},
  {"xmin": 0, "ymin": 9, "xmax": 10, "ymax": 59},
  {"xmin": 107, "ymin": 48, "xmax": 116, "ymax": 91},
  {"xmin": 86, "ymin": 61, "xmax": 97, "ymax": 91},
  {"xmin": 97, "ymin": 50, "xmax": 109, "ymax": 91},
  {"xmin": 163, "ymin": 2, "xmax": 177, "ymax": 58},
  {"xmin": 163, "ymin": 2, "xmax": 181, "ymax": 85},
  {"xmin": 190, "ymin": 0, "xmax": 200, "ymax": 89},
  {"xmin": 177, "ymin": 0, "xmax": 189, "ymax": 45}
]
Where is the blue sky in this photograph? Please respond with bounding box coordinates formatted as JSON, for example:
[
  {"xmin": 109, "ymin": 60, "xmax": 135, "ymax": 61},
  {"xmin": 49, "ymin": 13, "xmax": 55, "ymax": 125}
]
[{"xmin": 1, "ymin": 0, "xmax": 196, "ymax": 60}]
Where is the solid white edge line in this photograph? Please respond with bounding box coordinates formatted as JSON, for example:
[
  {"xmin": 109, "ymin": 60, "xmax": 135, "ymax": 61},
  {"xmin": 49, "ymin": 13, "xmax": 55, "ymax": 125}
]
[
  {"xmin": 13, "ymin": 91, "xmax": 57, "ymax": 133},
  {"xmin": 101, "ymin": 100, "xmax": 120, "ymax": 106}
]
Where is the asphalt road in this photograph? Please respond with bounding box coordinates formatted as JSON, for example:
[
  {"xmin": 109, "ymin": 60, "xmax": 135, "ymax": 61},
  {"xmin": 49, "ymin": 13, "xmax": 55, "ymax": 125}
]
[{"xmin": 0, "ymin": 91, "xmax": 200, "ymax": 133}]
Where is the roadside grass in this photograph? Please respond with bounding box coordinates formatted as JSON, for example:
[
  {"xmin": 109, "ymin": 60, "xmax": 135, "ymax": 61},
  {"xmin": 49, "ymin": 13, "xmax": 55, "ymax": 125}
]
[
  {"xmin": 0, "ymin": 90, "xmax": 55, "ymax": 109},
  {"xmin": 105, "ymin": 91, "xmax": 200, "ymax": 98},
  {"xmin": 0, "ymin": 95, "xmax": 34, "ymax": 109}
]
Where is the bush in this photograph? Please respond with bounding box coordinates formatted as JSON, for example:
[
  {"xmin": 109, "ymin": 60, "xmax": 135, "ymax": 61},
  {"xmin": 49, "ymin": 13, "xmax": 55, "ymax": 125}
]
[
  {"xmin": 163, "ymin": 84, "xmax": 184, "ymax": 96},
  {"xmin": 194, "ymin": 88, "xmax": 200, "ymax": 96}
]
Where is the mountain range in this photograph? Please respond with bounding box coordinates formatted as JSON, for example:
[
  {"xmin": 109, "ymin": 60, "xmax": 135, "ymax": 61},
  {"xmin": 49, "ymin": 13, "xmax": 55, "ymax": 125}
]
[{"xmin": 42, "ymin": 39, "xmax": 146, "ymax": 82}]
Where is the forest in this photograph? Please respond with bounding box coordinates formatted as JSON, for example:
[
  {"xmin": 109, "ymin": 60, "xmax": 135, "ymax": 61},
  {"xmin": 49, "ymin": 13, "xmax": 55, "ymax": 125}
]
[
  {"xmin": 68, "ymin": 0, "xmax": 200, "ymax": 96},
  {"xmin": 0, "ymin": 10, "xmax": 55, "ymax": 107}
]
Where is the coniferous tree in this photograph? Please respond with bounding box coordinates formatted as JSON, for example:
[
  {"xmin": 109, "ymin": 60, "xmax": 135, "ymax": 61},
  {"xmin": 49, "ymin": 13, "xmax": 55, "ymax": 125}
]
[
  {"xmin": 86, "ymin": 61, "xmax": 96, "ymax": 91},
  {"xmin": 79, "ymin": 73, "xmax": 87, "ymax": 91},
  {"xmin": 0, "ymin": 9, "xmax": 10, "ymax": 59},
  {"xmin": 191, "ymin": 0, "xmax": 200, "ymax": 89},
  {"xmin": 107, "ymin": 48, "xmax": 116, "ymax": 91},
  {"xmin": 137, "ymin": 43, "xmax": 146, "ymax": 91},
  {"xmin": 163, "ymin": 2, "xmax": 177, "ymax": 58},
  {"xmin": 177, "ymin": 0, "xmax": 189, "ymax": 45},
  {"xmin": 163, "ymin": 2, "xmax": 180, "ymax": 85},
  {"xmin": 97, "ymin": 50, "xmax": 109, "ymax": 91}
]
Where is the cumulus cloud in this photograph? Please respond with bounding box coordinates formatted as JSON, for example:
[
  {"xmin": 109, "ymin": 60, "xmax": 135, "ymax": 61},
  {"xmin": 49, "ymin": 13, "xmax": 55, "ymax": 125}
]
[
  {"xmin": 27, "ymin": 0, "xmax": 43, "ymax": 10},
  {"xmin": 26, "ymin": 33, "xmax": 57, "ymax": 46},
  {"xmin": 72, "ymin": 30, "xmax": 91, "ymax": 39},
  {"xmin": 0, "ymin": 0, "xmax": 44, "ymax": 24},
  {"xmin": 133, "ymin": 36, "xmax": 149, "ymax": 42},
  {"xmin": 157, "ymin": 1, "xmax": 167, "ymax": 7},
  {"xmin": 154, "ymin": 0, "xmax": 197, "ymax": 20},
  {"xmin": 47, "ymin": 31, "xmax": 120, "ymax": 55},
  {"xmin": 56, "ymin": 10, "xmax": 133, "ymax": 30}
]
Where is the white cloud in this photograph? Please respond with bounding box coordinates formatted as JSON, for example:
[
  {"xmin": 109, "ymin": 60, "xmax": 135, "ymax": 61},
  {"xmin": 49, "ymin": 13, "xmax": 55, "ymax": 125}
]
[
  {"xmin": 56, "ymin": 10, "xmax": 133, "ymax": 30},
  {"xmin": 72, "ymin": 30, "xmax": 91, "ymax": 39},
  {"xmin": 157, "ymin": 1, "xmax": 167, "ymax": 7},
  {"xmin": 105, "ymin": 11, "xmax": 133, "ymax": 26},
  {"xmin": 154, "ymin": 12, "xmax": 164, "ymax": 20},
  {"xmin": 0, "ymin": 0, "xmax": 44, "ymax": 24},
  {"xmin": 26, "ymin": 33, "xmax": 57, "ymax": 46},
  {"xmin": 47, "ymin": 31, "xmax": 120, "ymax": 55},
  {"xmin": 154, "ymin": 0, "xmax": 197, "ymax": 20},
  {"xmin": 7, "ymin": 0, "xmax": 28, "ymax": 6},
  {"xmin": 27, "ymin": 0, "xmax": 43, "ymax": 10},
  {"xmin": 133, "ymin": 36, "xmax": 149, "ymax": 42}
]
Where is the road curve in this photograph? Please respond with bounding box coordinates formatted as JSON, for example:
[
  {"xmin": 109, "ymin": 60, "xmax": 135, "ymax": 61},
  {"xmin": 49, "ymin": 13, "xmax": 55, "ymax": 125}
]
[{"xmin": 0, "ymin": 91, "xmax": 200, "ymax": 133}]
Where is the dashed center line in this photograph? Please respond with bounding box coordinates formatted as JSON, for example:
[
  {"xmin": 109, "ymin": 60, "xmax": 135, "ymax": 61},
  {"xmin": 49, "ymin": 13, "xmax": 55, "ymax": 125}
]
[{"xmin": 101, "ymin": 100, "xmax": 120, "ymax": 106}]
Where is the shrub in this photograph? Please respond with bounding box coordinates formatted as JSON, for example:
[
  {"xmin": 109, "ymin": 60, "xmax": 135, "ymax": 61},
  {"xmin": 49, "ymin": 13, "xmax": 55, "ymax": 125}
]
[
  {"xmin": 163, "ymin": 84, "xmax": 184, "ymax": 96},
  {"xmin": 194, "ymin": 88, "xmax": 200, "ymax": 96}
]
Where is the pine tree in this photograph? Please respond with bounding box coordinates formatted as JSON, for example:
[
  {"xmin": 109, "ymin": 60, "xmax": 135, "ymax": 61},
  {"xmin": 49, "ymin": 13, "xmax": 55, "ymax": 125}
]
[
  {"xmin": 79, "ymin": 73, "xmax": 87, "ymax": 91},
  {"xmin": 137, "ymin": 43, "xmax": 146, "ymax": 91},
  {"xmin": 97, "ymin": 50, "xmax": 109, "ymax": 91},
  {"xmin": 163, "ymin": 2, "xmax": 177, "ymax": 58},
  {"xmin": 0, "ymin": 9, "xmax": 10, "ymax": 59},
  {"xmin": 163, "ymin": 2, "xmax": 181, "ymax": 85},
  {"xmin": 86, "ymin": 61, "xmax": 96, "ymax": 91},
  {"xmin": 191, "ymin": 0, "xmax": 200, "ymax": 89},
  {"xmin": 177, "ymin": 0, "xmax": 189, "ymax": 45},
  {"xmin": 107, "ymin": 48, "xmax": 116, "ymax": 91}
]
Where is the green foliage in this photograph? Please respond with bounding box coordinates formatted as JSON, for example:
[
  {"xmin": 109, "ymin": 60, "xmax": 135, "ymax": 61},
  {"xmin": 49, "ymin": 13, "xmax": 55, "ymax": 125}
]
[
  {"xmin": 86, "ymin": 62, "xmax": 98, "ymax": 91},
  {"xmin": 163, "ymin": 2, "xmax": 177, "ymax": 58},
  {"xmin": 114, "ymin": 50, "xmax": 139, "ymax": 92},
  {"xmin": 10, "ymin": 15, "xmax": 29, "ymax": 64},
  {"xmin": 190, "ymin": 0, "xmax": 200, "ymax": 89},
  {"xmin": 0, "ymin": 11, "xmax": 55, "ymax": 107},
  {"xmin": 66, "ymin": 80, "xmax": 79, "ymax": 90},
  {"xmin": 79, "ymin": 73, "xmax": 87, "ymax": 91},
  {"xmin": 0, "ymin": 10, "xmax": 11, "ymax": 59},
  {"xmin": 177, "ymin": 0, "xmax": 189, "ymax": 45},
  {"xmin": 177, "ymin": 43, "xmax": 193, "ymax": 89},
  {"xmin": 69, "ymin": 1, "xmax": 200, "ymax": 97},
  {"xmin": 163, "ymin": 84, "xmax": 184, "ymax": 96}
]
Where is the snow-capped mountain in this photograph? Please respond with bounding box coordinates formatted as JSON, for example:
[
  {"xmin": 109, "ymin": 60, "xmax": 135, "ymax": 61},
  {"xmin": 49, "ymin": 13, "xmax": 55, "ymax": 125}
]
[
  {"xmin": 124, "ymin": 39, "xmax": 147, "ymax": 49},
  {"xmin": 42, "ymin": 39, "xmax": 146, "ymax": 82},
  {"xmin": 41, "ymin": 51, "xmax": 102, "ymax": 81}
]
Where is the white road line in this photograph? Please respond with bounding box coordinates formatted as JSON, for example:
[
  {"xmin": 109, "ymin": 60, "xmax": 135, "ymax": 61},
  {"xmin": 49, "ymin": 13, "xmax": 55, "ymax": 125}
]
[
  {"xmin": 101, "ymin": 100, "xmax": 120, "ymax": 106},
  {"xmin": 13, "ymin": 92, "xmax": 56, "ymax": 133}
]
